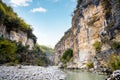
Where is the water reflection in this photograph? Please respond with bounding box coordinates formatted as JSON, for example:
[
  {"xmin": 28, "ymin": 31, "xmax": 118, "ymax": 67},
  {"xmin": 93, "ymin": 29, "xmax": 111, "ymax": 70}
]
[{"xmin": 64, "ymin": 70, "xmax": 106, "ymax": 80}]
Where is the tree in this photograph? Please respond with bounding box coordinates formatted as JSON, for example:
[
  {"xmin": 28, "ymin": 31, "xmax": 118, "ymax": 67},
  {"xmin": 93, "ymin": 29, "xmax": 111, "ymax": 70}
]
[
  {"xmin": 0, "ymin": 39, "xmax": 16, "ymax": 63},
  {"xmin": 61, "ymin": 49, "xmax": 73, "ymax": 63}
]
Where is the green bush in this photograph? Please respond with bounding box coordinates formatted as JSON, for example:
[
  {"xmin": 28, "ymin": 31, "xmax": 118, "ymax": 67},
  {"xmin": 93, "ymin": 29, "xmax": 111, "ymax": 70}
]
[
  {"xmin": 76, "ymin": 0, "xmax": 82, "ymax": 8},
  {"xmin": 77, "ymin": 0, "xmax": 82, "ymax": 4},
  {"xmin": 93, "ymin": 41, "xmax": 102, "ymax": 52},
  {"xmin": 87, "ymin": 15, "xmax": 99, "ymax": 26},
  {"xmin": 101, "ymin": 0, "xmax": 111, "ymax": 16},
  {"xmin": 101, "ymin": 0, "xmax": 110, "ymax": 9},
  {"xmin": 105, "ymin": 21, "xmax": 114, "ymax": 31},
  {"xmin": 0, "ymin": 39, "xmax": 17, "ymax": 63},
  {"xmin": 111, "ymin": 41, "xmax": 120, "ymax": 50},
  {"xmin": 108, "ymin": 54, "xmax": 120, "ymax": 71},
  {"xmin": 61, "ymin": 49, "xmax": 73, "ymax": 63},
  {"xmin": 6, "ymin": 60, "xmax": 18, "ymax": 66},
  {"xmin": 86, "ymin": 61, "xmax": 94, "ymax": 69},
  {"xmin": 0, "ymin": 37, "xmax": 53, "ymax": 66},
  {"xmin": 35, "ymin": 58, "xmax": 48, "ymax": 66}
]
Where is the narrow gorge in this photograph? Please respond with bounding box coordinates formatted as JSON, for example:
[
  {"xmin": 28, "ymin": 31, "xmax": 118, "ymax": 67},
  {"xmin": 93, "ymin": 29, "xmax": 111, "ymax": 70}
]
[
  {"xmin": 55, "ymin": 0, "xmax": 120, "ymax": 71},
  {"xmin": 0, "ymin": 0, "xmax": 120, "ymax": 80},
  {"xmin": 0, "ymin": 0, "xmax": 54, "ymax": 66}
]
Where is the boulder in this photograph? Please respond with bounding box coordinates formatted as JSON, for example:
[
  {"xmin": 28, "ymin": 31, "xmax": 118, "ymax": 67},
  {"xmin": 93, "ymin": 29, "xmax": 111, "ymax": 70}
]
[{"xmin": 106, "ymin": 70, "xmax": 120, "ymax": 80}]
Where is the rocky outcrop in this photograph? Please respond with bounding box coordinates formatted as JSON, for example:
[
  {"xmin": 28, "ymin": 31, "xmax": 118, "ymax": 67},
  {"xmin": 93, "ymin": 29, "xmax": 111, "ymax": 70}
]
[
  {"xmin": 55, "ymin": 28, "xmax": 73, "ymax": 64},
  {"xmin": 55, "ymin": 0, "xmax": 120, "ymax": 69},
  {"xmin": 0, "ymin": 1, "xmax": 36, "ymax": 50},
  {"xmin": 0, "ymin": 24, "xmax": 35, "ymax": 50},
  {"xmin": 106, "ymin": 70, "xmax": 120, "ymax": 80}
]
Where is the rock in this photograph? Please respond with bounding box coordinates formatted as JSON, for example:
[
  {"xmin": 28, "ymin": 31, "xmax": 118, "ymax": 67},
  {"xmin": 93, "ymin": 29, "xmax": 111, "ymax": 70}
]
[
  {"xmin": 0, "ymin": 66, "xmax": 66, "ymax": 80},
  {"xmin": 59, "ymin": 75, "xmax": 66, "ymax": 80},
  {"xmin": 89, "ymin": 68, "xmax": 94, "ymax": 72},
  {"xmin": 58, "ymin": 62, "xmax": 63, "ymax": 68},
  {"xmin": 106, "ymin": 70, "xmax": 120, "ymax": 80},
  {"xmin": 54, "ymin": 0, "xmax": 120, "ymax": 72},
  {"xmin": 17, "ymin": 65, "xmax": 22, "ymax": 69},
  {"xmin": 0, "ymin": 25, "xmax": 35, "ymax": 50}
]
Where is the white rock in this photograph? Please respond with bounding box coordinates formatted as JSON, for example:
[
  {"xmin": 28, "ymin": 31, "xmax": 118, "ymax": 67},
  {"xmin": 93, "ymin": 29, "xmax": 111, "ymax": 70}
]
[{"xmin": 0, "ymin": 66, "xmax": 66, "ymax": 80}]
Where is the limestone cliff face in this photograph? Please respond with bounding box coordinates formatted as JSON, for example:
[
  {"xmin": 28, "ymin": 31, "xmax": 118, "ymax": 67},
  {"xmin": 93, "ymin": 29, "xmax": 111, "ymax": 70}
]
[
  {"xmin": 55, "ymin": 0, "xmax": 120, "ymax": 68},
  {"xmin": 55, "ymin": 28, "xmax": 73, "ymax": 64},
  {"xmin": 0, "ymin": 24, "xmax": 35, "ymax": 50}
]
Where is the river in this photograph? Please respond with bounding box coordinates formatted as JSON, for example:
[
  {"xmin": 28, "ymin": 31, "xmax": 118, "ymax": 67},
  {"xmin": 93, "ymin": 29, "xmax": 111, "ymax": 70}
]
[
  {"xmin": 0, "ymin": 66, "xmax": 107, "ymax": 80},
  {"xmin": 64, "ymin": 70, "xmax": 107, "ymax": 80}
]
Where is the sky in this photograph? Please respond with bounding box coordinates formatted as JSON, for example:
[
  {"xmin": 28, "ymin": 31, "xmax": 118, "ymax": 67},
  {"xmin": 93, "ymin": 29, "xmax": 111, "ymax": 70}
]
[{"xmin": 3, "ymin": 0, "xmax": 77, "ymax": 48}]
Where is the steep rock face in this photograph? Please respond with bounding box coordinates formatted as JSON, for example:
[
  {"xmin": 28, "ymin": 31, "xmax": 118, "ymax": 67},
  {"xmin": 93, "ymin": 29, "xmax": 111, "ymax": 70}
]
[
  {"xmin": 55, "ymin": 28, "xmax": 73, "ymax": 64},
  {"xmin": 55, "ymin": 0, "xmax": 120, "ymax": 68},
  {"xmin": 72, "ymin": 0, "xmax": 106, "ymax": 68},
  {"xmin": 0, "ymin": 24, "xmax": 35, "ymax": 50}
]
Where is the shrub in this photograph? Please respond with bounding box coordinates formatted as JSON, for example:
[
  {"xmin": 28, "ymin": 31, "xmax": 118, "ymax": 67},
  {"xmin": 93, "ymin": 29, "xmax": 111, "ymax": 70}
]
[
  {"xmin": 101, "ymin": 0, "xmax": 110, "ymax": 9},
  {"xmin": 77, "ymin": 0, "xmax": 82, "ymax": 8},
  {"xmin": 111, "ymin": 41, "xmax": 120, "ymax": 50},
  {"xmin": 108, "ymin": 54, "xmax": 120, "ymax": 71},
  {"xmin": 35, "ymin": 58, "xmax": 46, "ymax": 66},
  {"xmin": 0, "ymin": 39, "xmax": 17, "ymax": 63},
  {"xmin": 93, "ymin": 41, "xmax": 102, "ymax": 52},
  {"xmin": 87, "ymin": 15, "xmax": 99, "ymax": 26},
  {"xmin": 101, "ymin": 0, "xmax": 111, "ymax": 16},
  {"xmin": 6, "ymin": 60, "xmax": 18, "ymax": 66},
  {"xmin": 77, "ymin": 0, "xmax": 82, "ymax": 4},
  {"xmin": 61, "ymin": 49, "xmax": 73, "ymax": 63},
  {"xmin": 16, "ymin": 42, "xmax": 29, "ymax": 53},
  {"xmin": 86, "ymin": 61, "xmax": 94, "ymax": 69},
  {"xmin": 105, "ymin": 21, "xmax": 114, "ymax": 30}
]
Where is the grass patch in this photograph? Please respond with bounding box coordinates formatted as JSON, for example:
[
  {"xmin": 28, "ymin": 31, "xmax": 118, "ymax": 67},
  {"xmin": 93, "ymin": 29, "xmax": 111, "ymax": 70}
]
[
  {"xmin": 108, "ymin": 54, "xmax": 120, "ymax": 71},
  {"xmin": 93, "ymin": 41, "xmax": 102, "ymax": 52},
  {"xmin": 61, "ymin": 49, "xmax": 73, "ymax": 64},
  {"xmin": 87, "ymin": 15, "xmax": 99, "ymax": 26},
  {"xmin": 86, "ymin": 61, "xmax": 94, "ymax": 69}
]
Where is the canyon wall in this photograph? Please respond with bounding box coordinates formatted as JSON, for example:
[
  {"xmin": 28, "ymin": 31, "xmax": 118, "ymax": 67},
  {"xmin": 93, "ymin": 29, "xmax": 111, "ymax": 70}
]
[
  {"xmin": 0, "ymin": 24, "xmax": 35, "ymax": 50},
  {"xmin": 55, "ymin": 0, "xmax": 120, "ymax": 68}
]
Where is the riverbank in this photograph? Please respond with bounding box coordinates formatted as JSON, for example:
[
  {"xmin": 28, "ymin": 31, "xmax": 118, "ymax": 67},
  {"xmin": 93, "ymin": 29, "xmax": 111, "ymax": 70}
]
[
  {"xmin": 64, "ymin": 69, "xmax": 107, "ymax": 80},
  {"xmin": 0, "ymin": 66, "xmax": 65, "ymax": 80}
]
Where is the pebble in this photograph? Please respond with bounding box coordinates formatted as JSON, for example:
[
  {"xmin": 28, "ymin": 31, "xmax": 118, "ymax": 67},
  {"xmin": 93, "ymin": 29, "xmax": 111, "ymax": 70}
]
[{"xmin": 0, "ymin": 66, "xmax": 66, "ymax": 80}]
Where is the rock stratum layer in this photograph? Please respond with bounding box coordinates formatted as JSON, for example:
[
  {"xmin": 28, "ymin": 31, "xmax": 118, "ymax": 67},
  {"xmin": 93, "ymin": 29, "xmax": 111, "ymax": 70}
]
[
  {"xmin": 0, "ymin": 25, "xmax": 35, "ymax": 50},
  {"xmin": 0, "ymin": 0, "xmax": 36, "ymax": 50},
  {"xmin": 55, "ymin": 0, "xmax": 120, "ymax": 69}
]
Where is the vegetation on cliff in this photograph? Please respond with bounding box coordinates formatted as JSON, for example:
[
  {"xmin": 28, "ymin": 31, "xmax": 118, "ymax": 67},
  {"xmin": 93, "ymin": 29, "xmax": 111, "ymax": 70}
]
[
  {"xmin": 0, "ymin": 37, "xmax": 54, "ymax": 66},
  {"xmin": 0, "ymin": 0, "xmax": 36, "ymax": 42},
  {"xmin": 77, "ymin": 0, "xmax": 82, "ymax": 8},
  {"xmin": 111, "ymin": 41, "xmax": 120, "ymax": 50},
  {"xmin": 108, "ymin": 54, "xmax": 120, "ymax": 71},
  {"xmin": 54, "ymin": 0, "xmax": 120, "ymax": 76},
  {"xmin": 61, "ymin": 49, "xmax": 73, "ymax": 64},
  {"xmin": 86, "ymin": 61, "xmax": 94, "ymax": 69},
  {"xmin": 0, "ymin": 38, "xmax": 17, "ymax": 64},
  {"xmin": 93, "ymin": 41, "xmax": 102, "ymax": 52},
  {"xmin": 0, "ymin": 1, "xmax": 54, "ymax": 66}
]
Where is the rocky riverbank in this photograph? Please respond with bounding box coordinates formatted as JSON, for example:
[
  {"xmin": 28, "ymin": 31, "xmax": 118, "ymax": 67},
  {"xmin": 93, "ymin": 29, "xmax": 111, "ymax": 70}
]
[
  {"xmin": 0, "ymin": 66, "xmax": 66, "ymax": 80},
  {"xmin": 106, "ymin": 70, "xmax": 120, "ymax": 80}
]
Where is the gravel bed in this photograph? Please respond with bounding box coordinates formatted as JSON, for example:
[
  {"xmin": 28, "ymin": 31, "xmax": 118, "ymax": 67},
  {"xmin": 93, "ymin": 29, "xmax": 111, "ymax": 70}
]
[{"xmin": 0, "ymin": 66, "xmax": 66, "ymax": 80}]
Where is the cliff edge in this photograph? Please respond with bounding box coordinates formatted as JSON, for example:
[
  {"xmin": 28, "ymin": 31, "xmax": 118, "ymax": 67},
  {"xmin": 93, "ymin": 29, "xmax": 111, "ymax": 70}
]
[{"xmin": 55, "ymin": 0, "xmax": 120, "ymax": 70}]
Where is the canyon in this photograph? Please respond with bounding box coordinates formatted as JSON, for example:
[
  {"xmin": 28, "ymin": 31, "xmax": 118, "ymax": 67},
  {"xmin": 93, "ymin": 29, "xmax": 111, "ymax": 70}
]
[{"xmin": 55, "ymin": 0, "xmax": 120, "ymax": 69}]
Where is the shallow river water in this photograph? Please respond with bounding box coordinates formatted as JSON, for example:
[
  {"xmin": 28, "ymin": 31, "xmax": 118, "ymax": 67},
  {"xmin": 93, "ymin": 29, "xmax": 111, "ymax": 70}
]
[{"xmin": 64, "ymin": 70, "xmax": 107, "ymax": 80}]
